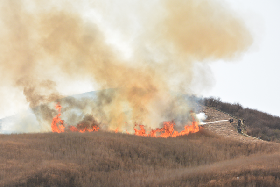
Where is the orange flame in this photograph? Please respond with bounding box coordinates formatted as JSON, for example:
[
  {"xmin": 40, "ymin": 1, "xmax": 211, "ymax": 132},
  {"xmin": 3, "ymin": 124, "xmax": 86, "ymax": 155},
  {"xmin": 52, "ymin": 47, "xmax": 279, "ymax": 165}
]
[
  {"xmin": 51, "ymin": 103, "xmax": 201, "ymax": 136},
  {"xmin": 69, "ymin": 124, "xmax": 99, "ymax": 133},
  {"xmin": 134, "ymin": 120, "xmax": 200, "ymax": 138},
  {"xmin": 51, "ymin": 103, "xmax": 99, "ymax": 133},
  {"xmin": 134, "ymin": 124, "xmax": 148, "ymax": 137},
  {"xmin": 51, "ymin": 103, "xmax": 65, "ymax": 133}
]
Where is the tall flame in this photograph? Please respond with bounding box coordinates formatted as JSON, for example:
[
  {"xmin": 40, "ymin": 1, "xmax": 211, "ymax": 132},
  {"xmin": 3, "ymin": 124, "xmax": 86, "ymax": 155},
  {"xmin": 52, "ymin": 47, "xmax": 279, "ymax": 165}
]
[{"xmin": 51, "ymin": 103, "xmax": 65, "ymax": 133}]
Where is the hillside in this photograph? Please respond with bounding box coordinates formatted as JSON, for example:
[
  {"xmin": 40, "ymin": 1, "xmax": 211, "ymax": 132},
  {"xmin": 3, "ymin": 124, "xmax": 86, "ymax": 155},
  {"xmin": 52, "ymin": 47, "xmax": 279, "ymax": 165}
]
[
  {"xmin": 202, "ymin": 106, "xmax": 262, "ymax": 143},
  {"xmin": 1, "ymin": 132, "xmax": 279, "ymax": 187},
  {"xmin": 202, "ymin": 97, "xmax": 280, "ymax": 142},
  {"xmin": 1, "ymin": 98, "xmax": 280, "ymax": 186},
  {"xmin": 1, "ymin": 125, "xmax": 280, "ymax": 186}
]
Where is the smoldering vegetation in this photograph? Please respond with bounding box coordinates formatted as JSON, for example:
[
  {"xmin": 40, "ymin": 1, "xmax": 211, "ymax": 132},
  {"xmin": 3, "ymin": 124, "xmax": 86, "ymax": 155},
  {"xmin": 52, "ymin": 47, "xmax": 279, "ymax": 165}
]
[{"xmin": 0, "ymin": 129, "xmax": 279, "ymax": 187}]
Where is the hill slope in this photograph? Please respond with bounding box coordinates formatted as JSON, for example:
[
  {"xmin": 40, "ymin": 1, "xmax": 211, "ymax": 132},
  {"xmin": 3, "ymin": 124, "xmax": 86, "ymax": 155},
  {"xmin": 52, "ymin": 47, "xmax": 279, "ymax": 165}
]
[
  {"xmin": 202, "ymin": 106, "xmax": 263, "ymax": 143},
  {"xmin": 1, "ymin": 96, "xmax": 280, "ymax": 186},
  {"xmin": 0, "ymin": 127, "xmax": 279, "ymax": 186},
  {"xmin": 202, "ymin": 97, "xmax": 280, "ymax": 142}
]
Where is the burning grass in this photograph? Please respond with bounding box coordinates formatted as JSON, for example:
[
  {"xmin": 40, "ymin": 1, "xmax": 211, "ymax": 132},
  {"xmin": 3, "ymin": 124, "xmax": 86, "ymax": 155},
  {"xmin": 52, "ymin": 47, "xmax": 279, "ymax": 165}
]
[
  {"xmin": 0, "ymin": 129, "xmax": 279, "ymax": 186},
  {"xmin": 51, "ymin": 103, "xmax": 201, "ymax": 137},
  {"xmin": 133, "ymin": 121, "xmax": 200, "ymax": 137}
]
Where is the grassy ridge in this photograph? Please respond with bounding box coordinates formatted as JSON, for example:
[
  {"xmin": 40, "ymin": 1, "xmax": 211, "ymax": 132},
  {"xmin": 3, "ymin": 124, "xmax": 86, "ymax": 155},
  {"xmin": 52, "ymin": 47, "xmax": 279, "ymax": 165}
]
[
  {"xmin": 202, "ymin": 97, "xmax": 280, "ymax": 142},
  {"xmin": 1, "ymin": 130, "xmax": 279, "ymax": 186}
]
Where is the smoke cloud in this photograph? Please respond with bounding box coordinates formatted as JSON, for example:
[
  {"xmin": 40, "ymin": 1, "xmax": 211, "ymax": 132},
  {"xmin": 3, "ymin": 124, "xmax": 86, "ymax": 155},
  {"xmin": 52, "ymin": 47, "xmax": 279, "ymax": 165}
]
[{"xmin": 0, "ymin": 0, "xmax": 252, "ymax": 132}]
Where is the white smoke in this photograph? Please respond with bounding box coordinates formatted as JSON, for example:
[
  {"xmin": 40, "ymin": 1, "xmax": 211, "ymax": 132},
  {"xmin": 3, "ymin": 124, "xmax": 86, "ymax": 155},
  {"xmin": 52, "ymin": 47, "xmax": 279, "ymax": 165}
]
[
  {"xmin": 0, "ymin": 109, "xmax": 48, "ymax": 134},
  {"xmin": 196, "ymin": 112, "xmax": 207, "ymax": 124}
]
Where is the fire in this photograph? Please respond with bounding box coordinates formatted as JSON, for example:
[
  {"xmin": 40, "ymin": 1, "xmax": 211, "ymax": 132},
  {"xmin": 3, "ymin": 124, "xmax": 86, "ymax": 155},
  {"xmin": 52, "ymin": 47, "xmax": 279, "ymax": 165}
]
[
  {"xmin": 51, "ymin": 102, "xmax": 99, "ymax": 133},
  {"xmin": 51, "ymin": 102, "xmax": 201, "ymax": 137},
  {"xmin": 69, "ymin": 125, "xmax": 99, "ymax": 133},
  {"xmin": 133, "ymin": 120, "xmax": 200, "ymax": 138},
  {"xmin": 51, "ymin": 103, "xmax": 65, "ymax": 133},
  {"xmin": 134, "ymin": 124, "xmax": 148, "ymax": 137}
]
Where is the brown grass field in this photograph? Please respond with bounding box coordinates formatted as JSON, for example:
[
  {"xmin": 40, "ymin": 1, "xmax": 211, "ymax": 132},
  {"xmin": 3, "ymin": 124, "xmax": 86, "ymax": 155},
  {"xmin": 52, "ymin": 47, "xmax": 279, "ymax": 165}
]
[{"xmin": 0, "ymin": 128, "xmax": 280, "ymax": 187}]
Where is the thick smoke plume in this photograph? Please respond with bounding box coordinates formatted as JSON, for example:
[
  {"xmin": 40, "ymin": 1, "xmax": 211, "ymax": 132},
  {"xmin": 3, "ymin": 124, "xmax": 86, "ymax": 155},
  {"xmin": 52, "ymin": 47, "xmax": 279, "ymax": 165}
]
[{"xmin": 0, "ymin": 0, "xmax": 252, "ymax": 132}]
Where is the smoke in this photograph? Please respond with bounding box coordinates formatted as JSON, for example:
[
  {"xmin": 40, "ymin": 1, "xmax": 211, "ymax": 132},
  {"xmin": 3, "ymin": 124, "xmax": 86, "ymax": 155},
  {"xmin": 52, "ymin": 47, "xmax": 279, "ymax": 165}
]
[
  {"xmin": 75, "ymin": 114, "xmax": 99, "ymax": 131},
  {"xmin": 16, "ymin": 78, "xmax": 62, "ymax": 108},
  {"xmin": 0, "ymin": 0, "xmax": 252, "ymax": 132},
  {"xmin": 158, "ymin": 0, "xmax": 252, "ymax": 60},
  {"xmin": 196, "ymin": 113, "xmax": 207, "ymax": 124}
]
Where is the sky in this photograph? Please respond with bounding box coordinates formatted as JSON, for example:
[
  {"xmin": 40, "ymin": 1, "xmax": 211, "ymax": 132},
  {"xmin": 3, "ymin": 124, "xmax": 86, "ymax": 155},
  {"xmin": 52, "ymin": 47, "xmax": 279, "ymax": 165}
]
[
  {"xmin": 204, "ymin": 0, "xmax": 280, "ymax": 117},
  {"xmin": 0, "ymin": 0, "xmax": 279, "ymax": 119}
]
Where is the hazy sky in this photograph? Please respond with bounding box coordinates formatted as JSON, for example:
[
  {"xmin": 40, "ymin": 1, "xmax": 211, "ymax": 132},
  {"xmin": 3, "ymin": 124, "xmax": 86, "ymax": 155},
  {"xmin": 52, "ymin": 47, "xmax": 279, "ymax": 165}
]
[
  {"xmin": 0, "ymin": 0, "xmax": 279, "ymax": 119},
  {"xmin": 204, "ymin": 0, "xmax": 280, "ymax": 116}
]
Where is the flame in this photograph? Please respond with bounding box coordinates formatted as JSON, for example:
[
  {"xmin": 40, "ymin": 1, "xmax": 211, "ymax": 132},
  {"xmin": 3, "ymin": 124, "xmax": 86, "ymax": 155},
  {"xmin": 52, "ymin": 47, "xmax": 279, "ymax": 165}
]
[
  {"xmin": 134, "ymin": 120, "xmax": 200, "ymax": 138},
  {"xmin": 51, "ymin": 103, "xmax": 99, "ymax": 133},
  {"xmin": 51, "ymin": 103, "xmax": 65, "ymax": 133},
  {"xmin": 69, "ymin": 126, "xmax": 79, "ymax": 132},
  {"xmin": 51, "ymin": 102, "xmax": 200, "ymax": 136},
  {"xmin": 68, "ymin": 124, "xmax": 99, "ymax": 133},
  {"xmin": 134, "ymin": 124, "xmax": 148, "ymax": 137}
]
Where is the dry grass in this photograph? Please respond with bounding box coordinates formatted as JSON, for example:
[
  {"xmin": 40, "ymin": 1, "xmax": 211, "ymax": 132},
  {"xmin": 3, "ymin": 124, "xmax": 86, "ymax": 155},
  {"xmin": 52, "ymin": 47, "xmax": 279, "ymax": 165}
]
[
  {"xmin": 0, "ymin": 129, "xmax": 279, "ymax": 187},
  {"xmin": 203, "ymin": 97, "xmax": 280, "ymax": 142}
]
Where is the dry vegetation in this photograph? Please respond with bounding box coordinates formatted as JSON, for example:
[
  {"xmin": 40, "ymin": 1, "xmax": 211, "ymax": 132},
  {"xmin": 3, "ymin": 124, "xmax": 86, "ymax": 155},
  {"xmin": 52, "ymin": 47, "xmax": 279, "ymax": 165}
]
[
  {"xmin": 203, "ymin": 97, "xmax": 280, "ymax": 142},
  {"xmin": 1, "ymin": 129, "xmax": 280, "ymax": 187}
]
